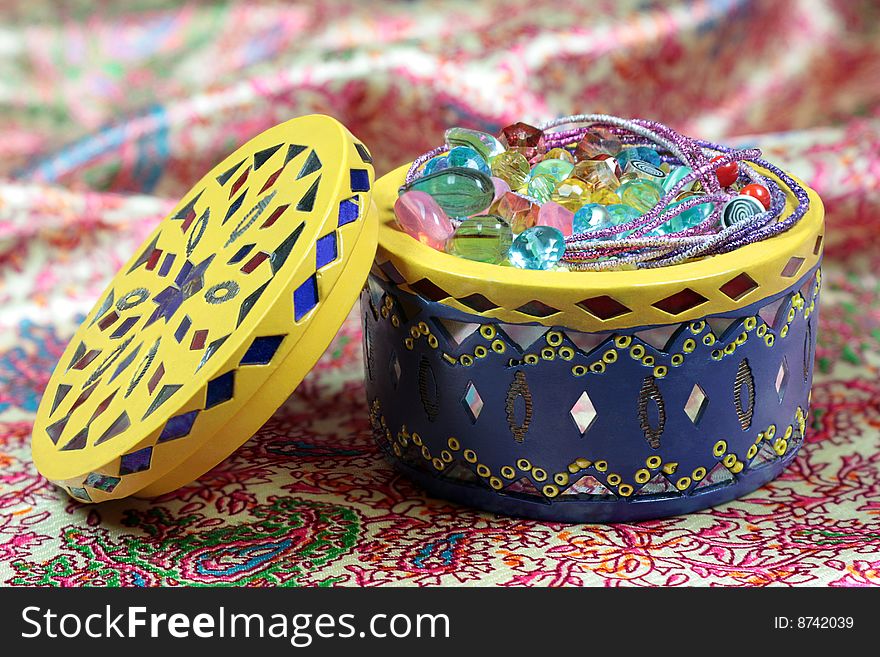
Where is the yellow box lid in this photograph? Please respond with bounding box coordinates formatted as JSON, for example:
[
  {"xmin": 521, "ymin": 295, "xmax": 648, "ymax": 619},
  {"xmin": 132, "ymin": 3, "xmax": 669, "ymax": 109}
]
[{"xmin": 31, "ymin": 115, "xmax": 377, "ymax": 502}]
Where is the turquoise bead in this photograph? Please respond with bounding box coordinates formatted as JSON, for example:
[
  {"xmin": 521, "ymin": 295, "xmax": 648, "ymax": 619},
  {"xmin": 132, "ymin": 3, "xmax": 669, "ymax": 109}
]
[
  {"xmin": 404, "ymin": 167, "xmax": 495, "ymax": 218},
  {"xmin": 423, "ymin": 156, "xmax": 449, "ymax": 176},
  {"xmin": 508, "ymin": 225, "xmax": 566, "ymax": 270},
  {"xmin": 662, "ymin": 165, "xmax": 695, "ymax": 194},
  {"xmin": 606, "ymin": 203, "xmax": 641, "ymax": 224},
  {"xmin": 445, "ymin": 127, "xmax": 505, "ymax": 160},
  {"xmin": 446, "ymin": 146, "xmax": 491, "ymax": 175},
  {"xmin": 650, "ymin": 199, "xmax": 714, "ymax": 235},
  {"xmin": 573, "ymin": 203, "xmax": 612, "ymax": 234},
  {"xmin": 530, "ymin": 158, "xmax": 574, "ymax": 183},
  {"xmin": 574, "ymin": 203, "xmax": 639, "ymax": 240},
  {"xmin": 616, "ymin": 147, "xmax": 661, "ymax": 167}
]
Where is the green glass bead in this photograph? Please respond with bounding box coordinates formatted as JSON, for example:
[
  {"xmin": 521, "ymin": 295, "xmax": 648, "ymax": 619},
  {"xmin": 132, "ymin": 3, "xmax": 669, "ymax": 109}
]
[
  {"xmin": 527, "ymin": 173, "xmax": 557, "ymax": 204},
  {"xmin": 530, "ymin": 158, "xmax": 574, "ymax": 183},
  {"xmin": 616, "ymin": 178, "xmax": 662, "ymax": 213},
  {"xmin": 490, "ymin": 150, "xmax": 531, "ymax": 189},
  {"xmin": 446, "ymin": 215, "xmax": 513, "ymax": 264},
  {"xmin": 404, "ymin": 167, "xmax": 494, "ymax": 218},
  {"xmin": 445, "ymin": 126, "xmax": 505, "ymax": 160}
]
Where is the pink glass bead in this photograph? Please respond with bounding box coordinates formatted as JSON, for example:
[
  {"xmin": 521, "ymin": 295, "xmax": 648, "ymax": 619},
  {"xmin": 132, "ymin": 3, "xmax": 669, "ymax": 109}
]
[
  {"xmin": 537, "ymin": 201, "xmax": 574, "ymax": 237},
  {"xmin": 394, "ymin": 190, "xmax": 454, "ymax": 250},
  {"xmin": 491, "ymin": 176, "xmax": 511, "ymax": 204}
]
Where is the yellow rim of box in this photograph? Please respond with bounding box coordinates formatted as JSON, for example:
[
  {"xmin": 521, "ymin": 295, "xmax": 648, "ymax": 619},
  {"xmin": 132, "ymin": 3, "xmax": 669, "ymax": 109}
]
[{"xmin": 372, "ymin": 162, "xmax": 824, "ymax": 332}]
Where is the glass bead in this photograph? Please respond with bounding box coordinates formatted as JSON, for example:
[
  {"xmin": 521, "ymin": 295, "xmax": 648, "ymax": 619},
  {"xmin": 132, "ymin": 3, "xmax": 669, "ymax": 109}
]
[
  {"xmin": 572, "ymin": 203, "xmax": 613, "ymax": 234},
  {"xmin": 573, "ymin": 155, "xmax": 621, "ymax": 183},
  {"xmin": 624, "ymin": 159, "xmax": 666, "ymax": 184},
  {"xmin": 537, "ymin": 201, "xmax": 574, "ymax": 236},
  {"xmin": 530, "ymin": 158, "xmax": 574, "ymax": 183},
  {"xmin": 588, "ymin": 187, "xmax": 621, "ymax": 205},
  {"xmin": 662, "ymin": 165, "xmax": 695, "ymax": 195},
  {"xmin": 422, "ymin": 156, "xmax": 448, "ymax": 176},
  {"xmin": 446, "ymin": 215, "xmax": 513, "ymax": 264},
  {"xmin": 490, "ymin": 176, "xmax": 511, "ymax": 204},
  {"xmin": 650, "ymin": 199, "xmax": 714, "ymax": 235},
  {"xmin": 721, "ymin": 194, "xmax": 765, "ymax": 228},
  {"xmin": 394, "ymin": 191, "xmax": 455, "ymax": 250},
  {"xmin": 497, "ymin": 192, "xmax": 539, "ymax": 234},
  {"xmin": 445, "ymin": 126, "xmax": 505, "ymax": 159},
  {"xmin": 404, "ymin": 167, "xmax": 494, "ymax": 218},
  {"xmin": 573, "ymin": 130, "xmax": 623, "ymax": 160},
  {"xmin": 606, "ymin": 203, "xmax": 641, "ymax": 224},
  {"xmin": 616, "ymin": 147, "xmax": 661, "ymax": 167},
  {"xmin": 499, "ymin": 122, "xmax": 547, "ymax": 160},
  {"xmin": 616, "ymin": 178, "xmax": 662, "ymax": 213},
  {"xmin": 544, "ymin": 147, "xmax": 574, "ymax": 163},
  {"xmin": 490, "ymin": 150, "xmax": 531, "ymax": 189},
  {"xmin": 508, "ymin": 225, "xmax": 566, "ymax": 270},
  {"xmin": 711, "ymin": 156, "xmax": 739, "ymax": 187},
  {"xmin": 527, "ymin": 173, "xmax": 557, "ymax": 204},
  {"xmin": 446, "ymin": 146, "xmax": 491, "ymax": 175},
  {"xmin": 740, "ymin": 183, "xmax": 771, "ymax": 209},
  {"xmin": 551, "ymin": 177, "xmax": 590, "ymax": 211}
]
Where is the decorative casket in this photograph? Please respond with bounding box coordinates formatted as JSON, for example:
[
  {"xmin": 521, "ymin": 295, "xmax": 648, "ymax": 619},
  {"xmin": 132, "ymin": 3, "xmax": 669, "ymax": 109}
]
[{"xmin": 30, "ymin": 114, "xmax": 823, "ymax": 524}]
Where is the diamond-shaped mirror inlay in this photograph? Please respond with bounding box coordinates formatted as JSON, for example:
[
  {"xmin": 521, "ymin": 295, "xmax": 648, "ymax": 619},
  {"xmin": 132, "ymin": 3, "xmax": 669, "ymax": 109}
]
[
  {"xmin": 577, "ymin": 295, "xmax": 631, "ymax": 320},
  {"xmin": 570, "ymin": 391, "xmax": 597, "ymax": 435},
  {"xmin": 635, "ymin": 325, "xmax": 679, "ymax": 351},
  {"xmin": 719, "ymin": 272, "xmax": 759, "ymax": 300},
  {"xmin": 436, "ymin": 319, "xmax": 481, "ymax": 347},
  {"xmin": 684, "ymin": 384, "xmax": 708, "ymax": 425},
  {"xmin": 776, "ymin": 357, "xmax": 790, "ymax": 401},
  {"xmin": 390, "ymin": 352, "xmax": 401, "ymax": 389},
  {"xmin": 462, "ymin": 381, "xmax": 483, "ymax": 423},
  {"xmin": 500, "ymin": 324, "xmax": 547, "ymax": 351},
  {"xmin": 781, "ymin": 256, "xmax": 805, "ymax": 278},
  {"xmin": 652, "ymin": 288, "xmax": 708, "ymax": 315},
  {"xmin": 758, "ymin": 296, "xmax": 788, "ymax": 328}
]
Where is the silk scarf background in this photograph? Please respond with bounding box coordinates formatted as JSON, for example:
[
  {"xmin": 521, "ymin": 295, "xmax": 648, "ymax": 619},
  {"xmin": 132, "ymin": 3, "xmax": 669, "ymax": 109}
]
[{"xmin": 1, "ymin": 0, "xmax": 879, "ymax": 586}]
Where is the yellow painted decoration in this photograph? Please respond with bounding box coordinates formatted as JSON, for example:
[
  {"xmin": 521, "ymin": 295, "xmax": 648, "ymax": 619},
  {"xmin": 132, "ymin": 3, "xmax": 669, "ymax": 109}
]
[
  {"xmin": 32, "ymin": 115, "xmax": 377, "ymax": 502},
  {"xmin": 373, "ymin": 163, "xmax": 824, "ymax": 332}
]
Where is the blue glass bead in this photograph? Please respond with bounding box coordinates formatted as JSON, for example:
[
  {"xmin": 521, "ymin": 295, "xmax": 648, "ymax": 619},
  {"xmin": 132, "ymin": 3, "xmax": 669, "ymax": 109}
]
[
  {"xmin": 575, "ymin": 203, "xmax": 640, "ymax": 240},
  {"xmin": 530, "ymin": 158, "xmax": 574, "ymax": 183},
  {"xmin": 445, "ymin": 127, "xmax": 505, "ymax": 160},
  {"xmin": 721, "ymin": 194, "xmax": 765, "ymax": 228},
  {"xmin": 423, "ymin": 156, "xmax": 449, "ymax": 176},
  {"xmin": 649, "ymin": 199, "xmax": 715, "ymax": 235},
  {"xmin": 573, "ymin": 203, "xmax": 613, "ymax": 234},
  {"xmin": 662, "ymin": 165, "xmax": 695, "ymax": 194},
  {"xmin": 616, "ymin": 147, "xmax": 661, "ymax": 167},
  {"xmin": 508, "ymin": 225, "xmax": 566, "ymax": 270},
  {"xmin": 403, "ymin": 167, "xmax": 495, "ymax": 218},
  {"xmin": 446, "ymin": 146, "xmax": 491, "ymax": 175}
]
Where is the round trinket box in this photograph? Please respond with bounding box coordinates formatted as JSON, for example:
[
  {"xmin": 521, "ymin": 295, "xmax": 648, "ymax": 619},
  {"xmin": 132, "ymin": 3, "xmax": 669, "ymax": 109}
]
[
  {"xmin": 31, "ymin": 114, "xmax": 823, "ymax": 524},
  {"xmin": 364, "ymin": 162, "xmax": 823, "ymax": 522}
]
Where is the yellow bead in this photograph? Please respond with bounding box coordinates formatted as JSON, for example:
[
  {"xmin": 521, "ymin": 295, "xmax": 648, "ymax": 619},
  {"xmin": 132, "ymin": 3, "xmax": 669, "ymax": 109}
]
[{"xmin": 551, "ymin": 177, "xmax": 590, "ymax": 211}]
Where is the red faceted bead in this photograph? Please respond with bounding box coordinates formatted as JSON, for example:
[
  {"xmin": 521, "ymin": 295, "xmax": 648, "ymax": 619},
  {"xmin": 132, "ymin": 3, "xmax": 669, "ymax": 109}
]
[
  {"xmin": 499, "ymin": 122, "xmax": 546, "ymax": 160},
  {"xmin": 740, "ymin": 183, "xmax": 771, "ymax": 209},
  {"xmin": 711, "ymin": 156, "xmax": 739, "ymax": 187}
]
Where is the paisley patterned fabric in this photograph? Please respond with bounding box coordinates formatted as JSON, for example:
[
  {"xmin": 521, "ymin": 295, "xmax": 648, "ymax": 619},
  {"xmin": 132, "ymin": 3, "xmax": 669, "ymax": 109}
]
[{"xmin": 1, "ymin": 0, "xmax": 879, "ymax": 586}]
